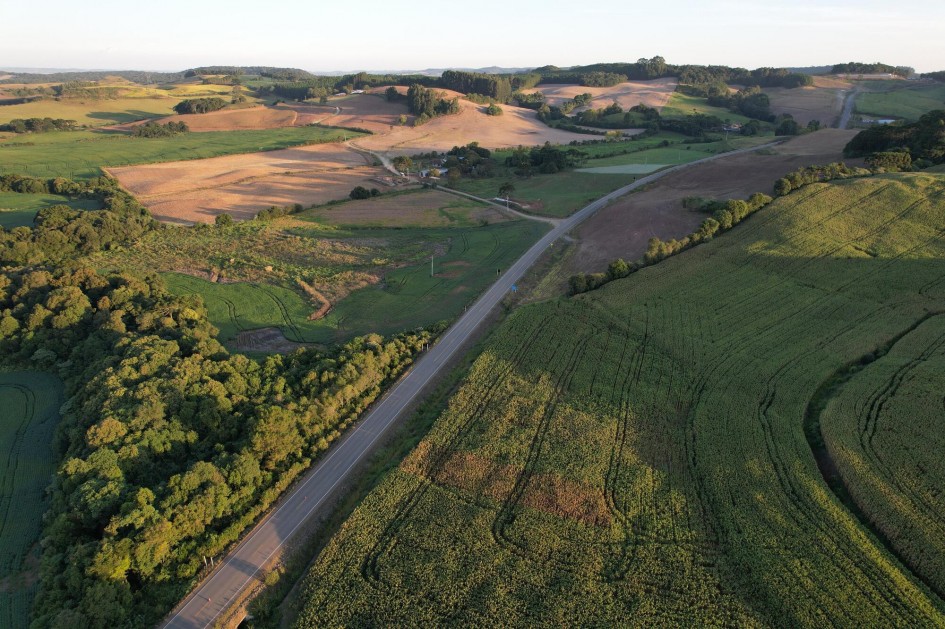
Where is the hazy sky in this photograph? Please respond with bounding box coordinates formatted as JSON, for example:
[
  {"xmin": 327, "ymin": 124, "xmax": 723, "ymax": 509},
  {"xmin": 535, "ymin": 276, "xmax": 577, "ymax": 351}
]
[{"xmin": 1, "ymin": 0, "xmax": 942, "ymax": 73}]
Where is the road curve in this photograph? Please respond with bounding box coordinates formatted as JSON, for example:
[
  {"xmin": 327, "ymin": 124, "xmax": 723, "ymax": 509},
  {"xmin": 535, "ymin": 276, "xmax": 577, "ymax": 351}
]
[{"xmin": 160, "ymin": 139, "xmax": 779, "ymax": 629}]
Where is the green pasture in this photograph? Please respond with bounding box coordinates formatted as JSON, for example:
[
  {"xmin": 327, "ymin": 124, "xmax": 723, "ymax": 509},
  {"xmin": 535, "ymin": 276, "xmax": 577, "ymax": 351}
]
[
  {"xmin": 0, "ymin": 192, "xmax": 101, "ymax": 229},
  {"xmin": 855, "ymin": 83, "xmax": 945, "ymax": 121},
  {"xmin": 0, "ymin": 371, "xmax": 64, "ymax": 629}
]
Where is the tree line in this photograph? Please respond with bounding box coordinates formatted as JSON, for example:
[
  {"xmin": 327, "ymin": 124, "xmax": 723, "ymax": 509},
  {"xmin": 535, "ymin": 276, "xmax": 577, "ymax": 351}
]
[
  {"xmin": 831, "ymin": 62, "xmax": 914, "ymax": 77},
  {"xmin": 131, "ymin": 121, "xmax": 189, "ymax": 138},
  {"xmin": 0, "ymin": 117, "xmax": 78, "ymax": 133}
]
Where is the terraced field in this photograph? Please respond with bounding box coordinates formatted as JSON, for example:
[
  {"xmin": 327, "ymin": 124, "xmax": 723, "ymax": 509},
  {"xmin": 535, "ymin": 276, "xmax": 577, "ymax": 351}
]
[
  {"xmin": 291, "ymin": 173, "xmax": 945, "ymax": 626},
  {"xmin": 0, "ymin": 372, "xmax": 64, "ymax": 629}
]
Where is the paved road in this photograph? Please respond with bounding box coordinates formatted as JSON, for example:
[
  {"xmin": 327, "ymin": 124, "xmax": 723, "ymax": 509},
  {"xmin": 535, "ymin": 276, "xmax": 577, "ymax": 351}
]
[
  {"xmin": 838, "ymin": 88, "xmax": 858, "ymax": 129},
  {"xmin": 160, "ymin": 140, "xmax": 779, "ymax": 629}
]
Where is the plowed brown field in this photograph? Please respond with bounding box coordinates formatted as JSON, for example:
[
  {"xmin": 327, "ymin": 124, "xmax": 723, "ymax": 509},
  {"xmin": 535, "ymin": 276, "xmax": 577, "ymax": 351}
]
[{"xmin": 519, "ymin": 78, "xmax": 678, "ymax": 112}]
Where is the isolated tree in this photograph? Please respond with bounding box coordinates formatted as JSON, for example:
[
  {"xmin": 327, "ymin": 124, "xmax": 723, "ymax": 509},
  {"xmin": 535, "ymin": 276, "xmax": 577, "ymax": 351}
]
[
  {"xmin": 498, "ymin": 182, "xmax": 515, "ymax": 200},
  {"xmin": 214, "ymin": 213, "xmax": 233, "ymax": 227},
  {"xmin": 385, "ymin": 86, "xmax": 400, "ymax": 102},
  {"xmin": 392, "ymin": 155, "xmax": 414, "ymax": 174}
]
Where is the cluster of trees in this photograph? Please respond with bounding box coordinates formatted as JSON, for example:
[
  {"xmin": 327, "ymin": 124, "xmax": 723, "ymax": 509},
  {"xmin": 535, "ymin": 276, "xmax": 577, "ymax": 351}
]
[
  {"xmin": 406, "ymin": 84, "xmax": 460, "ymax": 125},
  {"xmin": 131, "ymin": 121, "xmax": 189, "ymax": 138},
  {"xmin": 865, "ymin": 151, "xmax": 913, "ymax": 172},
  {"xmin": 831, "ymin": 62, "xmax": 914, "ymax": 77},
  {"xmin": 0, "ymin": 174, "xmax": 156, "ymax": 266},
  {"xmin": 844, "ymin": 110, "xmax": 945, "ymax": 165},
  {"xmin": 255, "ymin": 203, "xmax": 303, "ymax": 221},
  {"xmin": 0, "ymin": 264, "xmax": 435, "ymax": 627},
  {"xmin": 505, "ymin": 142, "xmax": 589, "ymax": 175},
  {"xmin": 569, "ymin": 193, "xmax": 773, "ymax": 294},
  {"xmin": 0, "ymin": 117, "xmax": 78, "ymax": 133},
  {"xmin": 706, "ymin": 86, "xmax": 773, "ymax": 120},
  {"xmin": 440, "ymin": 70, "xmax": 512, "ymax": 102},
  {"xmin": 773, "ymin": 162, "xmax": 864, "ymax": 196},
  {"xmin": 349, "ymin": 186, "xmax": 381, "ymax": 199},
  {"xmin": 442, "ymin": 143, "xmax": 496, "ymax": 179},
  {"xmin": 514, "ymin": 92, "xmax": 546, "ymax": 109},
  {"xmin": 485, "ymin": 103, "xmax": 503, "ymax": 116},
  {"xmin": 924, "ymin": 71, "xmax": 945, "ymax": 82},
  {"xmin": 173, "ymin": 98, "xmax": 228, "ymax": 114}
]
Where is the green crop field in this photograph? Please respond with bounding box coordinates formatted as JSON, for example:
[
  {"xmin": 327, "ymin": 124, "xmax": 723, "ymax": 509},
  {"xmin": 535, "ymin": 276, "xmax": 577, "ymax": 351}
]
[
  {"xmin": 856, "ymin": 84, "xmax": 945, "ymax": 121},
  {"xmin": 0, "ymin": 192, "xmax": 101, "ymax": 229},
  {"xmin": 820, "ymin": 317, "xmax": 945, "ymax": 596},
  {"xmin": 163, "ymin": 220, "xmax": 548, "ymax": 346},
  {"xmin": 0, "ymin": 126, "xmax": 362, "ymax": 179},
  {"xmin": 291, "ymin": 173, "xmax": 945, "ymax": 626},
  {"xmin": 0, "ymin": 372, "xmax": 64, "ymax": 629}
]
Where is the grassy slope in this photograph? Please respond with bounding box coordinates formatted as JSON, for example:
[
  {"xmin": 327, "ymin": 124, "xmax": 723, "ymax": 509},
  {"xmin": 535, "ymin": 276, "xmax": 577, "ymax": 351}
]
[
  {"xmin": 855, "ymin": 84, "xmax": 945, "ymax": 121},
  {"xmin": 0, "ymin": 372, "xmax": 64, "ymax": 629},
  {"xmin": 0, "ymin": 126, "xmax": 361, "ymax": 179},
  {"xmin": 660, "ymin": 91, "xmax": 754, "ymax": 124},
  {"xmin": 162, "ymin": 220, "xmax": 548, "ymax": 346},
  {"xmin": 290, "ymin": 173, "xmax": 945, "ymax": 627}
]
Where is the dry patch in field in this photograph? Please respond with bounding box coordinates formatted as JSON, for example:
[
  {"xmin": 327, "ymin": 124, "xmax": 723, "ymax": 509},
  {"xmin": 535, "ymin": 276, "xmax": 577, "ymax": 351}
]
[
  {"xmin": 108, "ymin": 143, "xmax": 384, "ymax": 224},
  {"xmin": 566, "ymin": 129, "xmax": 862, "ymax": 277},
  {"xmin": 292, "ymin": 94, "xmax": 416, "ymax": 134},
  {"xmin": 233, "ymin": 327, "xmax": 316, "ymax": 354},
  {"xmin": 766, "ymin": 76, "xmax": 853, "ymax": 126},
  {"xmin": 296, "ymin": 189, "xmax": 509, "ymax": 228},
  {"xmin": 403, "ymin": 444, "xmax": 610, "ymax": 526},
  {"xmin": 520, "ymin": 78, "xmax": 678, "ymax": 112}
]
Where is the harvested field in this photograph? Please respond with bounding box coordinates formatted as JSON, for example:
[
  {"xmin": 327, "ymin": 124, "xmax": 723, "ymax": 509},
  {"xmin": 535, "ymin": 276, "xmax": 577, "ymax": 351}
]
[
  {"xmin": 520, "ymin": 78, "xmax": 678, "ymax": 112},
  {"xmin": 357, "ymin": 96, "xmax": 591, "ymax": 155},
  {"xmin": 566, "ymin": 129, "xmax": 861, "ymax": 276},
  {"xmin": 107, "ymin": 143, "xmax": 383, "ymax": 224},
  {"xmin": 294, "ymin": 188, "xmax": 509, "ymax": 228},
  {"xmin": 291, "ymin": 94, "xmax": 415, "ymax": 134},
  {"xmin": 111, "ymin": 106, "xmax": 301, "ymax": 132},
  {"xmin": 766, "ymin": 76, "xmax": 853, "ymax": 126}
]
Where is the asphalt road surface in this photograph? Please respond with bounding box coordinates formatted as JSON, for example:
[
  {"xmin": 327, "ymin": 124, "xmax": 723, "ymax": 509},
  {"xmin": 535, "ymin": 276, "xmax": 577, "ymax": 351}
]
[{"xmin": 160, "ymin": 140, "xmax": 778, "ymax": 629}]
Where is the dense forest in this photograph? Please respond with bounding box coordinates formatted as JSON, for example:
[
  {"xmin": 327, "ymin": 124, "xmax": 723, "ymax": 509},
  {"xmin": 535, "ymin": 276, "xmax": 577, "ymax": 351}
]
[{"xmin": 173, "ymin": 97, "xmax": 228, "ymax": 114}]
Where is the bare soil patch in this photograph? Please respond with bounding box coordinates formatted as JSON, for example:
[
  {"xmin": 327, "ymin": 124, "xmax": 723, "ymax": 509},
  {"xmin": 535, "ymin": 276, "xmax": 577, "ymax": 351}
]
[
  {"xmin": 567, "ymin": 129, "xmax": 861, "ymax": 277},
  {"xmin": 520, "ymin": 78, "xmax": 678, "ymax": 112},
  {"xmin": 108, "ymin": 143, "xmax": 383, "ymax": 224},
  {"xmin": 232, "ymin": 327, "xmax": 316, "ymax": 354},
  {"xmin": 287, "ymin": 95, "xmax": 413, "ymax": 134},
  {"xmin": 766, "ymin": 77, "xmax": 854, "ymax": 126}
]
